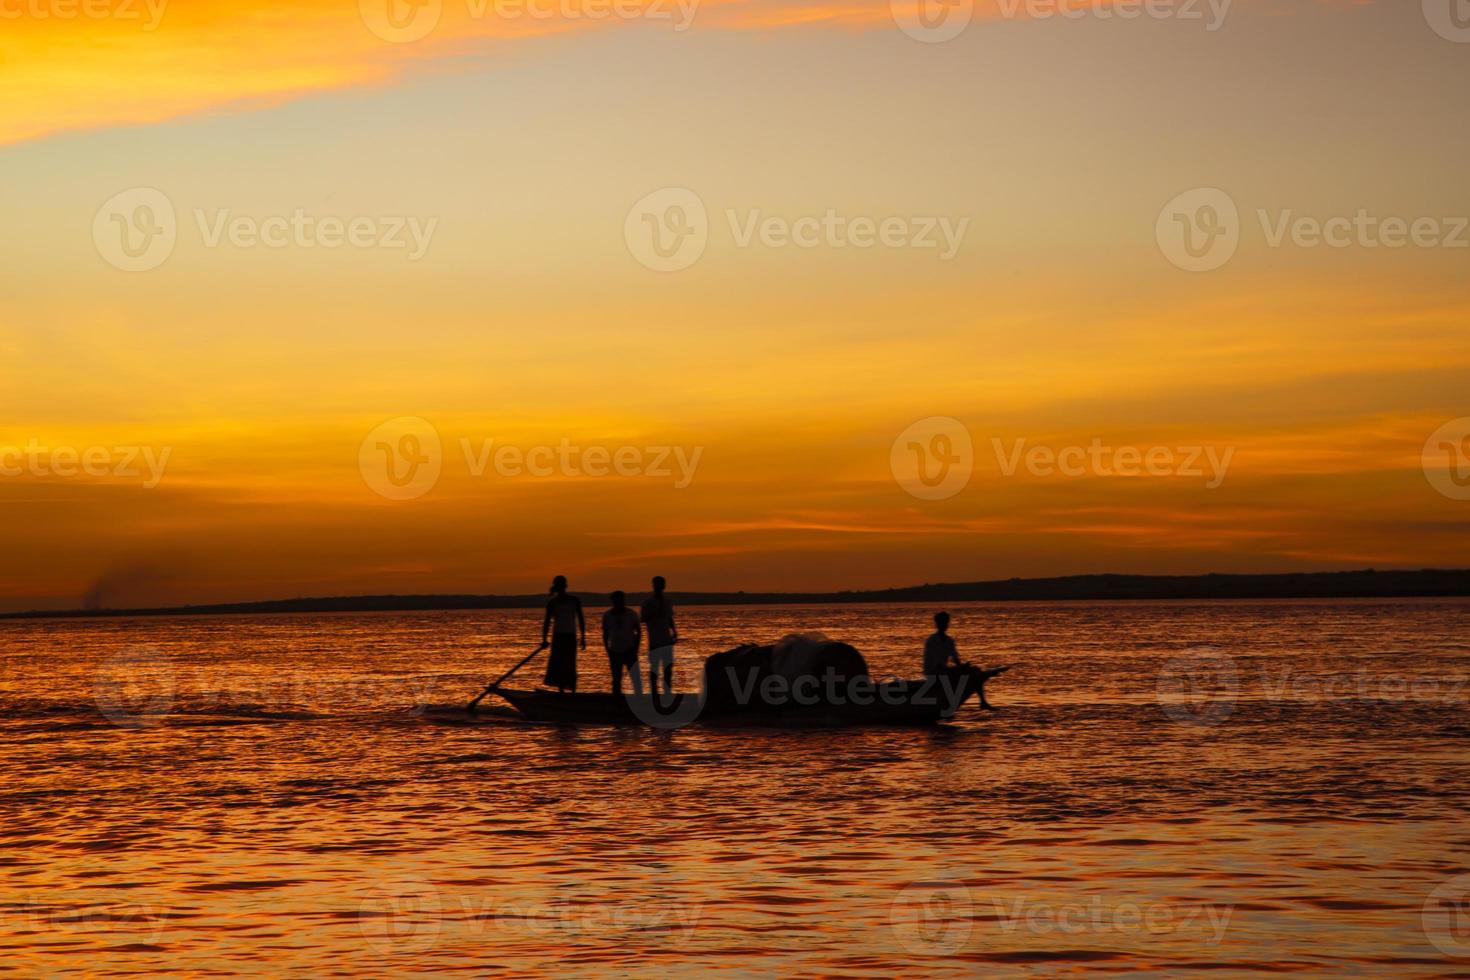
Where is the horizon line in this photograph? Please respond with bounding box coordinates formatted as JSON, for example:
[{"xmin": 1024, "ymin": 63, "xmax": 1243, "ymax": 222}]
[{"xmin": 6, "ymin": 567, "xmax": 1470, "ymax": 622}]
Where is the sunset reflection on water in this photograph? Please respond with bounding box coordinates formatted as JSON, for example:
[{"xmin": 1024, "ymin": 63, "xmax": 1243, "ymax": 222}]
[{"xmin": 2, "ymin": 600, "xmax": 1468, "ymax": 976}]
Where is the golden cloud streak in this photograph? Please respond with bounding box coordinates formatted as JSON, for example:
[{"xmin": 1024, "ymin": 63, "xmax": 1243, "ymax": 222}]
[{"xmin": 1, "ymin": 0, "xmax": 1330, "ymax": 145}]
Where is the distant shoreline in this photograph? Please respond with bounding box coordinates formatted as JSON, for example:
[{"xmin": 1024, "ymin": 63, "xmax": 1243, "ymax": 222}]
[{"xmin": 4, "ymin": 569, "xmax": 1469, "ymax": 621}]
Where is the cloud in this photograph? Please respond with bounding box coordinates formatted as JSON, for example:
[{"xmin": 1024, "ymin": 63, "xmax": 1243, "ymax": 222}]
[
  {"xmin": 1, "ymin": 0, "xmax": 1361, "ymax": 145},
  {"xmin": 0, "ymin": 0, "xmax": 558, "ymax": 146}
]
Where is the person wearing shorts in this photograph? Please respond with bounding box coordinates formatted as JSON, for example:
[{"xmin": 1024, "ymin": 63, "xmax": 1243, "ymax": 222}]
[{"xmin": 641, "ymin": 575, "xmax": 677, "ymax": 695}]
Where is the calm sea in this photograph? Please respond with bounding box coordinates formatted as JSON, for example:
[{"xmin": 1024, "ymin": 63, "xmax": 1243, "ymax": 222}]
[{"xmin": 2, "ymin": 600, "xmax": 1469, "ymax": 977}]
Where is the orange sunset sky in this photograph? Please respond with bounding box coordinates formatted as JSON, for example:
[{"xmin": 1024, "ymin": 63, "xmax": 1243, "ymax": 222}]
[{"xmin": 2, "ymin": 0, "xmax": 1467, "ymax": 611}]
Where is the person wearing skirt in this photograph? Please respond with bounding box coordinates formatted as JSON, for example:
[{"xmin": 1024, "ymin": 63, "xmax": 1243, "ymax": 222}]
[{"xmin": 541, "ymin": 575, "xmax": 585, "ymax": 692}]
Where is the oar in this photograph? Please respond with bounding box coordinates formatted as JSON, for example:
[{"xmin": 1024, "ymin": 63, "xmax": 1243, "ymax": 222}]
[{"xmin": 467, "ymin": 643, "xmax": 549, "ymax": 713}]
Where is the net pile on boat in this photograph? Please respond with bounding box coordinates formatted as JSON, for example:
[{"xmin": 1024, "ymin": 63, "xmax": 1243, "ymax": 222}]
[{"xmin": 701, "ymin": 632, "xmax": 870, "ymax": 712}]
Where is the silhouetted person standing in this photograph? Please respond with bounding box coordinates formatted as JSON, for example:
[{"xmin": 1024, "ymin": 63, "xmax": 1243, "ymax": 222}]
[
  {"xmin": 923, "ymin": 611, "xmax": 962, "ymax": 677},
  {"xmin": 542, "ymin": 575, "xmax": 585, "ymax": 693},
  {"xmin": 602, "ymin": 591, "xmax": 643, "ymax": 696},
  {"xmin": 641, "ymin": 575, "xmax": 678, "ymax": 695}
]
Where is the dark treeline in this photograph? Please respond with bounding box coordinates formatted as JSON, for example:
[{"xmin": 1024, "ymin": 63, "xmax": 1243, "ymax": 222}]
[{"xmin": 4, "ymin": 568, "xmax": 1470, "ymax": 621}]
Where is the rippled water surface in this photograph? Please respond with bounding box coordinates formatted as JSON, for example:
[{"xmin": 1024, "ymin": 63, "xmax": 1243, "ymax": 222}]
[{"xmin": 3, "ymin": 600, "xmax": 1470, "ymax": 976}]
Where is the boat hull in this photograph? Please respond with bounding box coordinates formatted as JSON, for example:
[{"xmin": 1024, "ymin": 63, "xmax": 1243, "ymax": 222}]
[{"xmin": 492, "ymin": 670, "xmax": 998, "ymax": 728}]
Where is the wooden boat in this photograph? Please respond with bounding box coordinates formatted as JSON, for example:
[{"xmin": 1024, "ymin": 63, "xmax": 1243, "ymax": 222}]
[
  {"xmin": 491, "ymin": 669, "xmax": 1006, "ymax": 728},
  {"xmin": 493, "ymin": 689, "xmax": 698, "ymax": 726},
  {"xmin": 479, "ymin": 633, "xmax": 1013, "ymax": 727}
]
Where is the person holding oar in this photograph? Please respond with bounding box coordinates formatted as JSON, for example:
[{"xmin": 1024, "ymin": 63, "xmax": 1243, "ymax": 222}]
[
  {"xmin": 542, "ymin": 575, "xmax": 585, "ymax": 693},
  {"xmin": 463, "ymin": 575, "xmax": 595, "ymax": 712}
]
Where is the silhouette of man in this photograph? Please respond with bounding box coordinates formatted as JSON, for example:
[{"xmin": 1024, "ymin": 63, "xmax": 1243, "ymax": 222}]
[
  {"xmin": 602, "ymin": 591, "xmax": 643, "ymax": 696},
  {"xmin": 541, "ymin": 575, "xmax": 585, "ymax": 693},
  {"xmin": 923, "ymin": 611, "xmax": 962, "ymax": 677},
  {"xmin": 641, "ymin": 575, "xmax": 678, "ymax": 695},
  {"xmin": 923, "ymin": 611, "xmax": 997, "ymax": 710}
]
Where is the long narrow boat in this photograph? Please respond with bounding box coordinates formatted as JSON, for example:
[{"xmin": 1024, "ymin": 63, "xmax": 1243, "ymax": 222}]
[
  {"xmin": 478, "ymin": 634, "xmax": 1013, "ymax": 728},
  {"xmin": 493, "ymin": 689, "xmax": 698, "ymax": 726},
  {"xmin": 491, "ymin": 675, "xmax": 1002, "ymax": 728}
]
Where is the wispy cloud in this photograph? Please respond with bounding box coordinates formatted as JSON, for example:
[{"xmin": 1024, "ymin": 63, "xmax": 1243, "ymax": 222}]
[{"xmin": 2, "ymin": 0, "xmax": 1367, "ymax": 145}]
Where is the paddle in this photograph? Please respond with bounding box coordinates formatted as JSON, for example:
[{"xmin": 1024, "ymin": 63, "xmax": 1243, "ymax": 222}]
[{"xmin": 467, "ymin": 643, "xmax": 549, "ymax": 713}]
